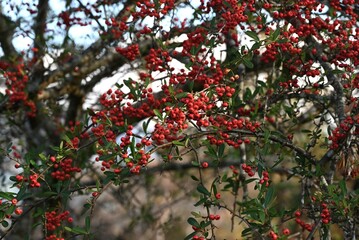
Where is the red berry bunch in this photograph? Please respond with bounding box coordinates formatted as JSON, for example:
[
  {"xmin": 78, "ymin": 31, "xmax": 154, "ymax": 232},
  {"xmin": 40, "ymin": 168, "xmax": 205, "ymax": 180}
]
[
  {"xmin": 29, "ymin": 174, "xmax": 41, "ymax": 188},
  {"xmin": 46, "ymin": 235, "xmax": 64, "ymax": 240},
  {"xmin": 229, "ymin": 165, "xmax": 239, "ymax": 175},
  {"xmin": 320, "ymin": 203, "xmax": 331, "ymax": 224},
  {"xmin": 115, "ymin": 44, "xmax": 140, "ymax": 61},
  {"xmin": 145, "ymin": 48, "xmax": 171, "ymax": 72},
  {"xmin": 259, "ymin": 171, "xmax": 270, "ymax": 186},
  {"xmin": 294, "ymin": 210, "xmax": 313, "ymax": 232},
  {"xmin": 241, "ymin": 163, "xmax": 255, "ymax": 177},
  {"xmin": 268, "ymin": 230, "xmax": 278, "ymax": 240},
  {"xmin": 208, "ymin": 214, "xmax": 220, "ymax": 220},
  {"xmin": 2, "ymin": 59, "xmax": 36, "ymax": 117},
  {"xmin": 329, "ymin": 116, "xmax": 357, "ymax": 150},
  {"xmin": 51, "ymin": 158, "xmax": 81, "ymax": 181},
  {"xmin": 45, "ymin": 210, "xmax": 71, "ymax": 231},
  {"xmin": 15, "ymin": 173, "xmax": 40, "ymax": 188}
]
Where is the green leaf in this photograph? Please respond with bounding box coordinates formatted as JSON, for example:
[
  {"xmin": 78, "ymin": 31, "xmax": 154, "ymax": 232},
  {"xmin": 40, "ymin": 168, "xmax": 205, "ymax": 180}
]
[
  {"xmin": 38, "ymin": 153, "xmax": 47, "ymax": 161},
  {"xmin": 62, "ymin": 134, "xmax": 73, "ymax": 147},
  {"xmin": 271, "ymin": 28, "xmax": 280, "ymax": 41},
  {"xmin": 218, "ymin": 144, "xmax": 225, "ymax": 158},
  {"xmin": 0, "ymin": 192, "xmax": 14, "ymax": 201},
  {"xmin": 264, "ymin": 186, "xmax": 275, "ymax": 207},
  {"xmin": 99, "ymin": 154, "xmax": 115, "ymax": 161},
  {"xmin": 242, "ymin": 227, "xmax": 252, "ymax": 237},
  {"xmin": 38, "ymin": 191, "xmax": 57, "ymax": 198},
  {"xmin": 245, "ymin": 31, "xmax": 260, "ymax": 42},
  {"xmin": 142, "ymin": 119, "xmax": 150, "ymax": 134},
  {"xmin": 212, "ymin": 184, "xmax": 217, "ymax": 195},
  {"xmin": 184, "ymin": 232, "xmax": 197, "ymax": 240},
  {"xmin": 65, "ymin": 226, "xmax": 88, "ymax": 234},
  {"xmin": 191, "ymin": 161, "xmax": 199, "ymax": 167},
  {"xmin": 172, "ymin": 140, "xmax": 185, "ymax": 146},
  {"xmin": 191, "ymin": 175, "xmax": 199, "ymax": 181},
  {"xmin": 251, "ymin": 42, "xmax": 261, "ymax": 50},
  {"xmin": 200, "ymin": 220, "xmax": 211, "ymax": 228},
  {"xmin": 175, "ymin": 92, "xmax": 188, "ymax": 99},
  {"xmin": 1, "ymin": 220, "xmax": 9, "ymax": 228},
  {"xmin": 339, "ymin": 180, "xmax": 347, "ymax": 196},
  {"xmin": 259, "ymin": 210, "xmax": 265, "ymax": 223},
  {"xmin": 242, "ymin": 57, "xmax": 254, "ymax": 69},
  {"xmin": 194, "ymin": 197, "xmax": 207, "ymax": 206},
  {"xmin": 153, "ymin": 109, "xmax": 163, "ymax": 120},
  {"xmin": 6, "ymin": 205, "xmax": 15, "ymax": 215},
  {"xmin": 191, "ymin": 211, "xmax": 202, "ymax": 218},
  {"xmin": 197, "ymin": 184, "xmax": 211, "ymax": 196},
  {"xmin": 187, "ymin": 217, "xmax": 200, "ymax": 228},
  {"xmin": 85, "ymin": 216, "xmax": 91, "ymax": 231}
]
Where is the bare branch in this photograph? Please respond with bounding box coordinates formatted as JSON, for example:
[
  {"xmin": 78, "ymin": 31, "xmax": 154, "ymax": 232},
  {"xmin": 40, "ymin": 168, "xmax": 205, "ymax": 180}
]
[{"xmin": 0, "ymin": 12, "xmax": 18, "ymax": 59}]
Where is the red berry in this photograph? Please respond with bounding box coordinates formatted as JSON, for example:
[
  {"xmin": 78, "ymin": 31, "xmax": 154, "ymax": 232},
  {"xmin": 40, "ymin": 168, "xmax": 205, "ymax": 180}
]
[
  {"xmin": 215, "ymin": 193, "xmax": 221, "ymax": 199},
  {"xmin": 11, "ymin": 198, "xmax": 18, "ymax": 205},
  {"xmin": 14, "ymin": 208, "xmax": 23, "ymax": 215},
  {"xmin": 201, "ymin": 162, "xmax": 209, "ymax": 168},
  {"xmin": 282, "ymin": 228, "xmax": 290, "ymax": 235}
]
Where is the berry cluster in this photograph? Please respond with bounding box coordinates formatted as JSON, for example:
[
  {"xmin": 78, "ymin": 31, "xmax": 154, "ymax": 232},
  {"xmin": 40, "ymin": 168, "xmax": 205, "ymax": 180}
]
[
  {"xmin": 115, "ymin": 44, "xmax": 140, "ymax": 61},
  {"xmin": 259, "ymin": 171, "xmax": 269, "ymax": 186},
  {"xmin": 29, "ymin": 174, "xmax": 41, "ymax": 188},
  {"xmin": 229, "ymin": 165, "xmax": 239, "ymax": 175},
  {"xmin": 46, "ymin": 235, "xmax": 64, "ymax": 240},
  {"xmin": 51, "ymin": 158, "xmax": 81, "ymax": 181},
  {"xmin": 15, "ymin": 173, "xmax": 41, "ymax": 188},
  {"xmin": 329, "ymin": 116, "xmax": 358, "ymax": 150},
  {"xmin": 320, "ymin": 203, "xmax": 331, "ymax": 224},
  {"xmin": 268, "ymin": 230, "xmax": 278, "ymax": 240},
  {"xmin": 294, "ymin": 210, "xmax": 313, "ymax": 232},
  {"xmin": 1, "ymin": 59, "xmax": 36, "ymax": 117},
  {"xmin": 45, "ymin": 210, "xmax": 72, "ymax": 231},
  {"xmin": 241, "ymin": 164, "xmax": 255, "ymax": 177},
  {"xmin": 208, "ymin": 214, "xmax": 220, "ymax": 221}
]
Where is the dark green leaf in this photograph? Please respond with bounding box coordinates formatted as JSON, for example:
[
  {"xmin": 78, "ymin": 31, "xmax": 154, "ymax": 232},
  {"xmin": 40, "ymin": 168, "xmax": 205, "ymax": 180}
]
[
  {"xmin": 339, "ymin": 180, "xmax": 347, "ymax": 195},
  {"xmin": 197, "ymin": 184, "xmax": 211, "ymax": 196},
  {"xmin": 218, "ymin": 144, "xmax": 225, "ymax": 158},
  {"xmin": 65, "ymin": 226, "xmax": 88, "ymax": 234},
  {"xmin": 172, "ymin": 140, "xmax": 185, "ymax": 146},
  {"xmin": 184, "ymin": 232, "xmax": 197, "ymax": 240},
  {"xmin": 85, "ymin": 216, "xmax": 91, "ymax": 231},
  {"xmin": 175, "ymin": 92, "xmax": 188, "ymax": 99},
  {"xmin": 187, "ymin": 217, "xmax": 200, "ymax": 228},
  {"xmin": 1, "ymin": 220, "xmax": 9, "ymax": 228},
  {"xmin": 271, "ymin": 28, "xmax": 280, "ymax": 41},
  {"xmin": 191, "ymin": 161, "xmax": 199, "ymax": 167},
  {"xmin": 242, "ymin": 57, "xmax": 254, "ymax": 69},
  {"xmin": 245, "ymin": 31, "xmax": 260, "ymax": 42},
  {"xmin": 194, "ymin": 197, "xmax": 207, "ymax": 206},
  {"xmin": 153, "ymin": 109, "xmax": 163, "ymax": 120},
  {"xmin": 0, "ymin": 192, "xmax": 14, "ymax": 201},
  {"xmin": 264, "ymin": 186, "xmax": 275, "ymax": 207},
  {"xmin": 191, "ymin": 175, "xmax": 199, "ymax": 181}
]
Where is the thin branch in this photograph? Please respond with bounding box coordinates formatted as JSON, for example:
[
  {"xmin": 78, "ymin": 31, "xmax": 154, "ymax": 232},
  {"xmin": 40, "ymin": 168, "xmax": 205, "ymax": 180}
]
[
  {"xmin": 0, "ymin": 12, "xmax": 18, "ymax": 59},
  {"xmin": 33, "ymin": 0, "xmax": 49, "ymax": 55}
]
